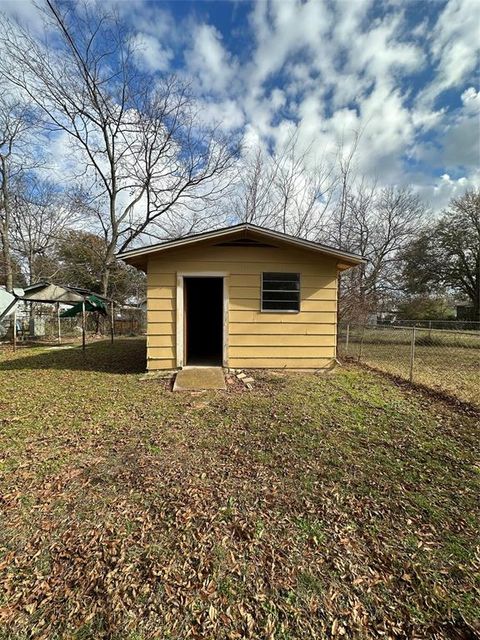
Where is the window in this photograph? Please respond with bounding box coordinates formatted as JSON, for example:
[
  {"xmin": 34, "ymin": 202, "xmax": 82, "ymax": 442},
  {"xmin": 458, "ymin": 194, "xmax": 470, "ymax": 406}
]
[{"xmin": 261, "ymin": 272, "xmax": 300, "ymax": 312}]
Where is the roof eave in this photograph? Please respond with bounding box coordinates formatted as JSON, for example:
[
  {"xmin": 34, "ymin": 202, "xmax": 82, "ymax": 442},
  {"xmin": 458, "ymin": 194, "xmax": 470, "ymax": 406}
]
[
  {"xmin": 117, "ymin": 223, "xmax": 365, "ymax": 266},
  {"xmin": 117, "ymin": 225, "xmax": 247, "ymax": 260}
]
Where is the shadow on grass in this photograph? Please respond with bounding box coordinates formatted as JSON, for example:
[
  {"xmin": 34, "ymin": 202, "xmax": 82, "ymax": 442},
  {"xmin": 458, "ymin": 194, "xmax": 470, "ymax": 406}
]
[{"xmin": 0, "ymin": 338, "xmax": 146, "ymax": 374}]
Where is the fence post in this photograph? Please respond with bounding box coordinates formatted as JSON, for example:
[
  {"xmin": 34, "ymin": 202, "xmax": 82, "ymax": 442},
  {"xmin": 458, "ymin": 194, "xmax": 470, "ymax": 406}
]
[
  {"xmin": 409, "ymin": 325, "xmax": 416, "ymax": 383},
  {"xmin": 345, "ymin": 323, "xmax": 350, "ymax": 355},
  {"xmin": 358, "ymin": 325, "xmax": 365, "ymax": 362}
]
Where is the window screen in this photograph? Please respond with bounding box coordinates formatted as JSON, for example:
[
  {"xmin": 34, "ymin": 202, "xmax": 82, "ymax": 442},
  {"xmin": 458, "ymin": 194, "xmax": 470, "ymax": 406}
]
[{"xmin": 261, "ymin": 272, "xmax": 300, "ymax": 312}]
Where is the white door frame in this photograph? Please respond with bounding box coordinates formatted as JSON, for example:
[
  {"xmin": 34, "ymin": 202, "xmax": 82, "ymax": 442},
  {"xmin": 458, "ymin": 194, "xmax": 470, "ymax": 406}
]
[{"xmin": 176, "ymin": 272, "xmax": 229, "ymax": 368}]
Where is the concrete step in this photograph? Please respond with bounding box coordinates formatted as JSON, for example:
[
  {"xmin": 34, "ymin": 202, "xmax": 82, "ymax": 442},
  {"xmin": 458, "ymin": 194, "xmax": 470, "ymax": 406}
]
[{"xmin": 173, "ymin": 366, "xmax": 226, "ymax": 391}]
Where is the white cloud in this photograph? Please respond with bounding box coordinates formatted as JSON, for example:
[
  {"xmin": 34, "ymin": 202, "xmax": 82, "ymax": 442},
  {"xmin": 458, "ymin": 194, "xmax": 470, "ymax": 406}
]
[
  {"xmin": 40, "ymin": 130, "xmax": 85, "ymax": 186},
  {"xmin": 442, "ymin": 87, "xmax": 480, "ymax": 169},
  {"xmin": 461, "ymin": 86, "xmax": 480, "ymax": 114},
  {"xmin": 195, "ymin": 99, "xmax": 244, "ymax": 132},
  {"xmin": 0, "ymin": 0, "xmax": 44, "ymax": 33},
  {"xmin": 248, "ymin": 0, "xmax": 331, "ymax": 86},
  {"xmin": 420, "ymin": 0, "xmax": 480, "ymax": 105},
  {"xmin": 239, "ymin": 0, "xmax": 431, "ymax": 187},
  {"xmin": 131, "ymin": 33, "xmax": 172, "ymax": 72},
  {"xmin": 360, "ymin": 85, "xmax": 413, "ymax": 157},
  {"xmin": 185, "ymin": 24, "xmax": 237, "ymax": 94},
  {"xmin": 411, "ymin": 106, "xmax": 445, "ymax": 132},
  {"xmin": 417, "ymin": 171, "xmax": 480, "ymax": 211},
  {"xmin": 2, "ymin": 0, "xmax": 478, "ymax": 219},
  {"xmin": 348, "ymin": 14, "xmax": 424, "ymax": 82},
  {"xmin": 122, "ymin": 2, "xmax": 176, "ymax": 40}
]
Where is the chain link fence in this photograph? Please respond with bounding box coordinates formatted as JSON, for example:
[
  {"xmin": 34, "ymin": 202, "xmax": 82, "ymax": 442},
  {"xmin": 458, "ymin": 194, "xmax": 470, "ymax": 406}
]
[
  {"xmin": 338, "ymin": 322, "xmax": 480, "ymax": 407},
  {"xmin": 1, "ymin": 307, "xmax": 146, "ymax": 344}
]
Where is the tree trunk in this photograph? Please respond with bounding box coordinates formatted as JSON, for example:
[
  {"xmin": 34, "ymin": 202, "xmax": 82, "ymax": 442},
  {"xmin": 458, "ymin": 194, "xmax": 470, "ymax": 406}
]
[
  {"xmin": 0, "ymin": 224, "xmax": 13, "ymax": 292},
  {"xmin": 3, "ymin": 245, "xmax": 12, "ymax": 292},
  {"xmin": 0, "ymin": 157, "xmax": 13, "ymax": 292},
  {"xmin": 100, "ymin": 186, "xmax": 118, "ymax": 298},
  {"xmin": 101, "ymin": 238, "xmax": 117, "ymax": 297},
  {"xmin": 101, "ymin": 267, "xmax": 110, "ymax": 297},
  {"xmin": 28, "ymin": 250, "xmax": 34, "ymax": 286}
]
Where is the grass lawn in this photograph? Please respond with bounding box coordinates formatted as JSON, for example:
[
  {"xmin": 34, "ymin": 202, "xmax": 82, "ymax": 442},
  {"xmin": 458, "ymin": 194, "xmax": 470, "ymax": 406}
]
[
  {"xmin": 356, "ymin": 343, "xmax": 479, "ymax": 407},
  {"xmin": 0, "ymin": 339, "xmax": 479, "ymax": 639},
  {"xmin": 340, "ymin": 328, "xmax": 480, "ymax": 407}
]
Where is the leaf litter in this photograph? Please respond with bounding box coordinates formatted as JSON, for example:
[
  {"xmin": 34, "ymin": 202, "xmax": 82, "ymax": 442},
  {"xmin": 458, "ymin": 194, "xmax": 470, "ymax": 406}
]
[{"xmin": 0, "ymin": 338, "xmax": 478, "ymax": 639}]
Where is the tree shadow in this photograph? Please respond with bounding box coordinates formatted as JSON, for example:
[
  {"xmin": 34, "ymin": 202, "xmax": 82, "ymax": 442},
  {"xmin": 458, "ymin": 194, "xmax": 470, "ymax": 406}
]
[{"xmin": 0, "ymin": 338, "xmax": 147, "ymax": 374}]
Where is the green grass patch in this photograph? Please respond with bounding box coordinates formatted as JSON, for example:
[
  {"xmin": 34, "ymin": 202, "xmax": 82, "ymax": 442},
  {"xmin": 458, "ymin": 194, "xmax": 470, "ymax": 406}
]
[
  {"xmin": 0, "ymin": 338, "xmax": 478, "ymax": 639},
  {"xmin": 341, "ymin": 328, "xmax": 480, "ymax": 406}
]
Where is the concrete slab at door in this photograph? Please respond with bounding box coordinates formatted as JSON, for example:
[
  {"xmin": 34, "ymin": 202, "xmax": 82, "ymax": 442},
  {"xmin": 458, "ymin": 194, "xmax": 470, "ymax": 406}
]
[{"xmin": 173, "ymin": 367, "xmax": 226, "ymax": 391}]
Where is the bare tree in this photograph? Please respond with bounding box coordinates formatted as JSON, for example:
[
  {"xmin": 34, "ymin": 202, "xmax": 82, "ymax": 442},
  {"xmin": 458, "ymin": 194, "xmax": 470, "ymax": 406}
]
[
  {"xmin": 231, "ymin": 133, "xmax": 337, "ymax": 238},
  {"xmin": 148, "ymin": 200, "xmax": 231, "ymax": 240},
  {"xmin": 0, "ymin": 90, "xmax": 36, "ymax": 291},
  {"xmin": 336, "ymin": 184, "xmax": 426, "ymax": 322},
  {"xmin": 272, "ymin": 136, "xmax": 337, "ymax": 238},
  {"xmin": 0, "ymin": 0, "xmax": 237, "ymax": 294},
  {"xmin": 333, "ymin": 133, "xmax": 361, "ymax": 250},
  {"xmin": 10, "ymin": 177, "xmax": 75, "ymax": 284},
  {"xmin": 231, "ymin": 147, "xmax": 279, "ymax": 226},
  {"xmin": 333, "ymin": 180, "xmax": 376, "ymax": 321}
]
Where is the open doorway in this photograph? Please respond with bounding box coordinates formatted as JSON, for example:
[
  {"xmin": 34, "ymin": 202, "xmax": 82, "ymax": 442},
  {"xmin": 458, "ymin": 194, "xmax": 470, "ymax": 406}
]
[{"xmin": 184, "ymin": 277, "xmax": 223, "ymax": 366}]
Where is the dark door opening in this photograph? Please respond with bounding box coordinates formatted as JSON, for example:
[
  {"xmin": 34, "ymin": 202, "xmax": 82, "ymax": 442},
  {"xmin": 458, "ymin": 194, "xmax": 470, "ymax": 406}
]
[{"xmin": 185, "ymin": 277, "xmax": 223, "ymax": 366}]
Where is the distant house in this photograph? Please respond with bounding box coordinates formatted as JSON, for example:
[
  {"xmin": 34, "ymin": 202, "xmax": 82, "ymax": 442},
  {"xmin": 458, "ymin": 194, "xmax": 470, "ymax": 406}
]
[
  {"xmin": 118, "ymin": 223, "xmax": 364, "ymax": 371},
  {"xmin": 456, "ymin": 303, "xmax": 475, "ymax": 321}
]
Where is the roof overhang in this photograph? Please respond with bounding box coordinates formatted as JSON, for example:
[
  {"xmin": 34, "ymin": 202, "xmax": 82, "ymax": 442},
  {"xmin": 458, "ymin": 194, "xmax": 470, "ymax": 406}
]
[{"xmin": 117, "ymin": 223, "xmax": 366, "ymax": 271}]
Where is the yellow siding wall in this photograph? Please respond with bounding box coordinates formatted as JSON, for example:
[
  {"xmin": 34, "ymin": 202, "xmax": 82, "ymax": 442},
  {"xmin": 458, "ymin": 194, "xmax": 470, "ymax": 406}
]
[{"xmin": 146, "ymin": 242, "xmax": 338, "ymax": 370}]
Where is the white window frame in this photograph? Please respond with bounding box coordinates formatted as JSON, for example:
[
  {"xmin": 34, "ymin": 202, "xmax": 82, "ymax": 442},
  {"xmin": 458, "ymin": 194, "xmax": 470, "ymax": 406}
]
[
  {"xmin": 176, "ymin": 272, "xmax": 229, "ymax": 368},
  {"xmin": 261, "ymin": 272, "xmax": 301, "ymax": 313}
]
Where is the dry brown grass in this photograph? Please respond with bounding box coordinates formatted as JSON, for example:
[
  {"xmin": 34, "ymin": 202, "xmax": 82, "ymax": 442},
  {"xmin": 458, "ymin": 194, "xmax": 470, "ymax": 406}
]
[{"xmin": 0, "ymin": 339, "xmax": 479, "ymax": 639}]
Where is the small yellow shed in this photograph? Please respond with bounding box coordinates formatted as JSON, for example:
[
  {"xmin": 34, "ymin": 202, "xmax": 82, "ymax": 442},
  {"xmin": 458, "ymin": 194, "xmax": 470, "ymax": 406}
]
[{"xmin": 118, "ymin": 223, "xmax": 364, "ymax": 371}]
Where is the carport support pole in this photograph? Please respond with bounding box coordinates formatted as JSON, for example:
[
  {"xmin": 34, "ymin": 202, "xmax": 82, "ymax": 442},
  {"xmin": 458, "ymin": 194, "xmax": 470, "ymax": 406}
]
[
  {"xmin": 82, "ymin": 300, "xmax": 86, "ymax": 352},
  {"xmin": 56, "ymin": 302, "xmax": 61, "ymax": 344},
  {"xmin": 110, "ymin": 301, "xmax": 114, "ymax": 344},
  {"xmin": 409, "ymin": 325, "xmax": 416, "ymax": 383}
]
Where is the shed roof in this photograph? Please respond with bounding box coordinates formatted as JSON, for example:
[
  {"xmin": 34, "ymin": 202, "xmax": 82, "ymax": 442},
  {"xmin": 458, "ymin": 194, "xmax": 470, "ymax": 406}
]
[{"xmin": 117, "ymin": 223, "xmax": 366, "ymax": 270}]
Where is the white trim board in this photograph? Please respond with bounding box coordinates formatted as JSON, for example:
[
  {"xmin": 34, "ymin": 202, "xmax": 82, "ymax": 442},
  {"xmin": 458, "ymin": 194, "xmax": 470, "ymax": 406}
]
[{"xmin": 176, "ymin": 272, "xmax": 229, "ymax": 369}]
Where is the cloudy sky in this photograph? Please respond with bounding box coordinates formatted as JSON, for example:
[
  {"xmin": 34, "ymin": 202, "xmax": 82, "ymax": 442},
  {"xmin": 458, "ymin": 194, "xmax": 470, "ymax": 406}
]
[{"xmin": 3, "ymin": 0, "xmax": 480, "ymax": 212}]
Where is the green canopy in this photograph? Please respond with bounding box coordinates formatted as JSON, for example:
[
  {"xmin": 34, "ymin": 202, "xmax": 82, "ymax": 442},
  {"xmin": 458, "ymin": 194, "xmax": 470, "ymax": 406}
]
[{"xmin": 60, "ymin": 295, "xmax": 108, "ymax": 318}]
